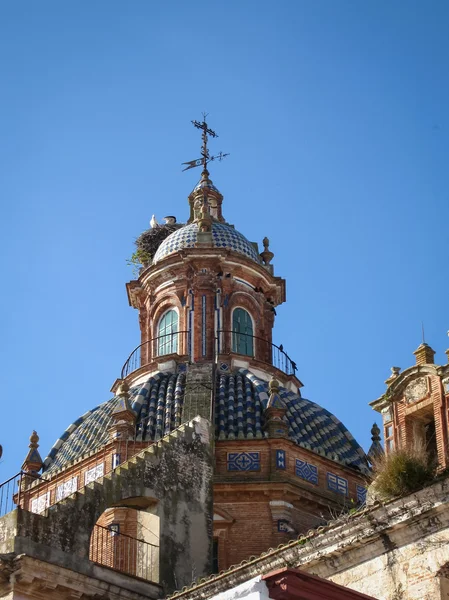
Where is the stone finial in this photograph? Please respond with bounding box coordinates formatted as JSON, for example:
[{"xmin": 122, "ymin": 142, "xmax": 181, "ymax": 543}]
[
  {"xmin": 260, "ymin": 237, "xmax": 274, "ymax": 266},
  {"xmin": 187, "ymin": 167, "xmax": 225, "ymax": 224},
  {"xmin": 367, "ymin": 422, "xmax": 384, "ymax": 465},
  {"xmin": 413, "ymin": 342, "xmax": 435, "ymax": 366},
  {"xmin": 22, "ymin": 430, "xmax": 43, "ymax": 474},
  {"xmin": 117, "ymin": 379, "xmax": 130, "ymax": 399},
  {"xmin": 371, "ymin": 423, "xmax": 381, "ymax": 442},
  {"xmin": 112, "ymin": 381, "xmax": 134, "ymax": 414},
  {"xmin": 264, "ymin": 377, "xmax": 288, "ymax": 438},
  {"xmin": 385, "ymin": 366, "xmax": 401, "ymax": 385},
  {"xmin": 267, "ymin": 377, "xmax": 283, "ymax": 408},
  {"xmin": 110, "ymin": 381, "xmax": 136, "ymax": 441},
  {"xmin": 446, "ymin": 348, "xmax": 449, "ymax": 364}
]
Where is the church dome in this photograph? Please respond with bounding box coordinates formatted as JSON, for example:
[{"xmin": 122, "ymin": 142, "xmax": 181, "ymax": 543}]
[
  {"xmin": 43, "ymin": 370, "xmax": 369, "ymax": 476},
  {"xmin": 152, "ymin": 222, "xmax": 261, "ymax": 264}
]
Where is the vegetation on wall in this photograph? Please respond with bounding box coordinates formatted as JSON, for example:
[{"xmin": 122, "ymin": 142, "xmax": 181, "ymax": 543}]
[{"xmin": 371, "ymin": 446, "xmax": 436, "ymax": 500}]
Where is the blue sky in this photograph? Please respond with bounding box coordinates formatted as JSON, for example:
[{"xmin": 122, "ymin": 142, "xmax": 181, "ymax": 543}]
[{"xmin": 1, "ymin": 1, "xmax": 448, "ymax": 476}]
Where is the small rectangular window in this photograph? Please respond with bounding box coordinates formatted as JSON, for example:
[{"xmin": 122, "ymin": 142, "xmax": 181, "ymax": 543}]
[{"xmin": 385, "ymin": 423, "xmax": 394, "ymax": 452}]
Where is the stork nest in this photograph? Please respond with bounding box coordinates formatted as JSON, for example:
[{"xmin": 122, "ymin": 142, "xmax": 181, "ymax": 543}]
[{"xmin": 128, "ymin": 223, "xmax": 182, "ymax": 274}]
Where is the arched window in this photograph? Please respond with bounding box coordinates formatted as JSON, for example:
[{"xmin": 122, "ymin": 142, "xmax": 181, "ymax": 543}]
[
  {"xmin": 232, "ymin": 308, "xmax": 254, "ymax": 356},
  {"xmin": 157, "ymin": 310, "xmax": 178, "ymax": 356}
]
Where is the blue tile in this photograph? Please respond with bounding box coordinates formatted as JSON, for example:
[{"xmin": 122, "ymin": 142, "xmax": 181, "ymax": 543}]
[
  {"xmin": 227, "ymin": 452, "xmax": 260, "ymax": 471},
  {"xmin": 276, "ymin": 450, "xmax": 286, "ymax": 469},
  {"xmin": 295, "ymin": 459, "xmax": 318, "ymax": 484},
  {"xmin": 327, "ymin": 472, "xmax": 348, "ymax": 495},
  {"xmin": 356, "ymin": 484, "xmax": 367, "ymax": 504}
]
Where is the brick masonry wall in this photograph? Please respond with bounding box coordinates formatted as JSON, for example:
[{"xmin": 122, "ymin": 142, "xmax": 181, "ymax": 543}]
[
  {"xmin": 386, "ymin": 373, "xmax": 449, "ymax": 470},
  {"xmin": 21, "ymin": 440, "xmax": 151, "ymax": 513},
  {"xmin": 213, "ymin": 438, "xmax": 368, "ymax": 570}
]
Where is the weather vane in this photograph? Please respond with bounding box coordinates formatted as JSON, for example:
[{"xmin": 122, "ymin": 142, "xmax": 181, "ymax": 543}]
[{"xmin": 182, "ymin": 113, "xmax": 229, "ymax": 172}]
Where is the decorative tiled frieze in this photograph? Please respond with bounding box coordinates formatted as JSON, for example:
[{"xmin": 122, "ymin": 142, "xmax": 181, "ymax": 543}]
[
  {"xmin": 56, "ymin": 476, "xmax": 78, "ymax": 501},
  {"xmin": 31, "ymin": 491, "xmax": 51, "ymax": 514},
  {"xmin": 295, "ymin": 459, "xmax": 318, "ymax": 484},
  {"xmin": 84, "ymin": 463, "xmax": 104, "ymax": 485},
  {"xmin": 227, "ymin": 452, "xmax": 260, "ymax": 471},
  {"xmin": 276, "ymin": 449, "xmax": 286, "ymax": 469},
  {"xmin": 327, "ymin": 472, "xmax": 348, "ymax": 495}
]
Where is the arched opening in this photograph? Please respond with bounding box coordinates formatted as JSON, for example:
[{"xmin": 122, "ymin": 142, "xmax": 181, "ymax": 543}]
[
  {"xmin": 157, "ymin": 309, "xmax": 178, "ymax": 356},
  {"xmin": 406, "ymin": 403, "xmax": 438, "ymax": 466},
  {"xmin": 89, "ymin": 505, "xmax": 160, "ymax": 583},
  {"xmin": 232, "ymin": 307, "xmax": 254, "ymax": 356}
]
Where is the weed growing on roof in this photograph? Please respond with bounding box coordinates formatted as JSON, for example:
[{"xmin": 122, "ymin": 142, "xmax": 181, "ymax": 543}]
[{"xmin": 371, "ymin": 446, "xmax": 436, "ymax": 500}]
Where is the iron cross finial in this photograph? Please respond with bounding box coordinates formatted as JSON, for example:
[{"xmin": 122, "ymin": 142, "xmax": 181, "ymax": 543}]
[{"xmin": 182, "ymin": 114, "xmax": 229, "ymax": 172}]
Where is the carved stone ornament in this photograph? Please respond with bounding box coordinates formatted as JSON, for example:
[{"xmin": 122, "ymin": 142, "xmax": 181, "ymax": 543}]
[
  {"xmin": 404, "ymin": 376, "xmax": 428, "ymax": 404},
  {"xmin": 381, "ymin": 406, "xmax": 392, "ymax": 422}
]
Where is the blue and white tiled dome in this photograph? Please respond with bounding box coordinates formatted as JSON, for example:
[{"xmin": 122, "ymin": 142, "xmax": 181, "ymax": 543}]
[
  {"xmin": 43, "ymin": 370, "xmax": 370, "ymax": 476},
  {"xmin": 153, "ymin": 222, "xmax": 261, "ymax": 264}
]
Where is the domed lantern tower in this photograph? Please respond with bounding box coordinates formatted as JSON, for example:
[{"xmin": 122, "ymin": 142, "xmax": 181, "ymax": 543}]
[
  {"xmin": 17, "ymin": 118, "xmax": 370, "ymax": 579},
  {"xmin": 124, "ymin": 119, "xmax": 288, "ymax": 389},
  {"xmin": 124, "ymin": 169, "xmax": 290, "ymax": 407},
  {"xmin": 114, "ymin": 118, "xmax": 370, "ymax": 567}
]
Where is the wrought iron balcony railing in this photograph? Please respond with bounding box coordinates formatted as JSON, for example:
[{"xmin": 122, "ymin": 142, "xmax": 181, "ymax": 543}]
[
  {"xmin": 121, "ymin": 331, "xmax": 191, "ymax": 379},
  {"xmin": 215, "ymin": 330, "xmax": 297, "ymax": 376},
  {"xmin": 120, "ymin": 329, "xmax": 297, "ymax": 379},
  {"xmin": 90, "ymin": 523, "xmax": 158, "ymax": 582},
  {"xmin": 0, "ymin": 472, "xmax": 27, "ymax": 518}
]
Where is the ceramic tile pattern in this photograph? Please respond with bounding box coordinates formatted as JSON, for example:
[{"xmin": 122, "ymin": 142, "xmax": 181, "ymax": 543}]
[
  {"xmin": 327, "ymin": 472, "xmax": 349, "ymax": 495},
  {"xmin": 43, "ymin": 369, "xmax": 369, "ymax": 475},
  {"xmin": 153, "ymin": 222, "xmax": 261, "ymax": 263},
  {"xmin": 295, "ymin": 458, "xmax": 319, "ymax": 484},
  {"xmin": 227, "ymin": 451, "xmax": 260, "ymax": 471},
  {"xmin": 276, "ymin": 449, "xmax": 286, "ymax": 469},
  {"xmin": 356, "ymin": 484, "xmax": 367, "ymax": 504}
]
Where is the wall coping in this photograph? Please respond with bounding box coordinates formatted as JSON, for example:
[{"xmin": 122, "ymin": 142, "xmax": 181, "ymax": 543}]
[{"xmin": 168, "ymin": 475, "xmax": 449, "ymax": 600}]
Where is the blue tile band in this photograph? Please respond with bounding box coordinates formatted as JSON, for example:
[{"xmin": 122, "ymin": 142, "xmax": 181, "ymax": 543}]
[
  {"xmin": 296, "ymin": 459, "xmax": 318, "ymax": 484},
  {"xmin": 227, "ymin": 452, "xmax": 260, "ymax": 471},
  {"xmin": 327, "ymin": 472, "xmax": 348, "ymax": 495}
]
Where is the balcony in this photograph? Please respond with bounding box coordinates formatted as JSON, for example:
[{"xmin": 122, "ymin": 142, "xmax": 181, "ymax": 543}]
[{"xmin": 120, "ymin": 330, "xmax": 297, "ymax": 380}]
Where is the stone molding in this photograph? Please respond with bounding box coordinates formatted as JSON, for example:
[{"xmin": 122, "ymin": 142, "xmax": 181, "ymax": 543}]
[
  {"xmin": 0, "ymin": 554, "xmax": 162, "ymax": 600},
  {"xmin": 167, "ymin": 476, "xmax": 449, "ymax": 600}
]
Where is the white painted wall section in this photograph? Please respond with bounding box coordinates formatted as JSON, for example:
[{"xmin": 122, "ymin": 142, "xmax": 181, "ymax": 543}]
[{"xmin": 210, "ymin": 576, "xmax": 270, "ymax": 600}]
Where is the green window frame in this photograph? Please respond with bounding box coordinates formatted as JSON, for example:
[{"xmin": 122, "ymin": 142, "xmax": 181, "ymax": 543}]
[
  {"xmin": 158, "ymin": 310, "xmax": 178, "ymax": 356},
  {"xmin": 232, "ymin": 308, "xmax": 254, "ymax": 356}
]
